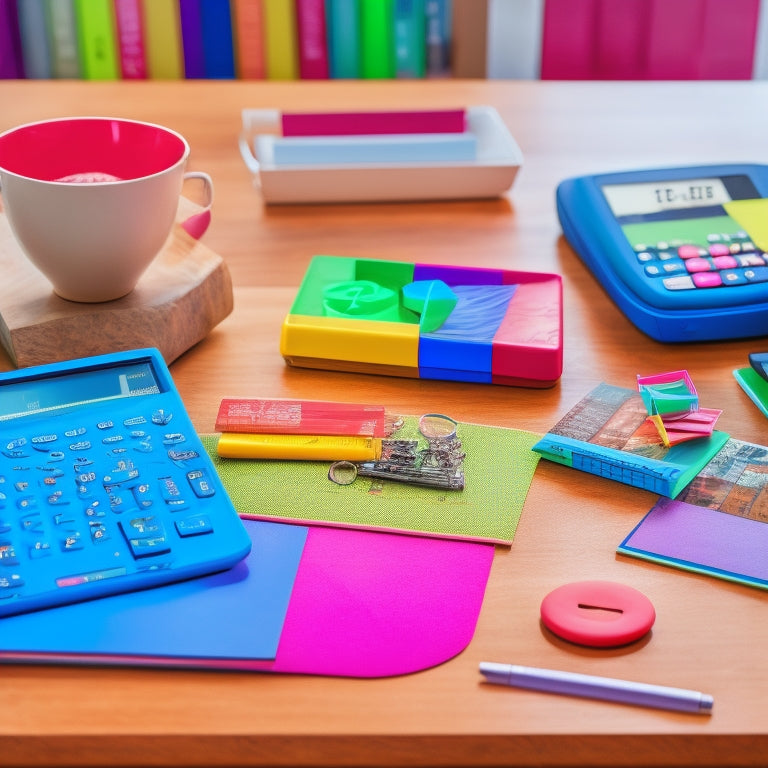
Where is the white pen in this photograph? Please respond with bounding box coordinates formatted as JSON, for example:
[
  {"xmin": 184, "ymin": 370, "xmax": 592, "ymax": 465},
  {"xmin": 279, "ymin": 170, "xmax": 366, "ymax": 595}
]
[{"xmin": 479, "ymin": 662, "xmax": 713, "ymax": 715}]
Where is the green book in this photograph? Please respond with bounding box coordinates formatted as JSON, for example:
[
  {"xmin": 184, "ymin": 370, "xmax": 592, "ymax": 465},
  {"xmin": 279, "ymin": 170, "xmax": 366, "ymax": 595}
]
[
  {"xmin": 360, "ymin": 0, "xmax": 394, "ymax": 78},
  {"xmin": 74, "ymin": 0, "xmax": 120, "ymax": 79},
  {"xmin": 533, "ymin": 382, "xmax": 729, "ymax": 499}
]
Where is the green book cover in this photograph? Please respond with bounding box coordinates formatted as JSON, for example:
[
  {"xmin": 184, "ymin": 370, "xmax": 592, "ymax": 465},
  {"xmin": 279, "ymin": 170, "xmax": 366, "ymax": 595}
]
[
  {"xmin": 360, "ymin": 0, "xmax": 394, "ymax": 78},
  {"xmin": 74, "ymin": 0, "xmax": 120, "ymax": 79},
  {"xmin": 533, "ymin": 382, "xmax": 729, "ymax": 498}
]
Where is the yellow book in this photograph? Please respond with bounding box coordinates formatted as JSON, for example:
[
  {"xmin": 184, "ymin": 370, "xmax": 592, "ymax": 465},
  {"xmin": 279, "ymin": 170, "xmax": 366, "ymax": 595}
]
[
  {"xmin": 263, "ymin": 0, "xmax": 299, "ymax": 79},
  {"xmin": 141, "ymin": 0, "xmax": 183, "ymax": 79}
]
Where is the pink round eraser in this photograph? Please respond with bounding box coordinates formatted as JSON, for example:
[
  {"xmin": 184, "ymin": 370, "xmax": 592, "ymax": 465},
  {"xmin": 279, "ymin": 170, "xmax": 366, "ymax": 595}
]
[{"xmin": 540, "ymin": 581, "xmax": 656, "ymax": 648}]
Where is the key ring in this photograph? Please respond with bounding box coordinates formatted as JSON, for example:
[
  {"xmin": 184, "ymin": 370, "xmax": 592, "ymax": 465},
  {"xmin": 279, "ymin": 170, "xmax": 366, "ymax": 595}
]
[
  {"xmin": 418, "ymin": 413, "xmax": 458, "ymax": 440},
  {"xmin": 328, "ymin": 460, "xmax": 358, "ymax": 485}
]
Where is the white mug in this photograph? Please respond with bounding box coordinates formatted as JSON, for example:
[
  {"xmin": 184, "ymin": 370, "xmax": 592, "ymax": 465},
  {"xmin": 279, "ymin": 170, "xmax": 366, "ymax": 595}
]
[{"xmin": 0, "ymin": 116, "xmax": 213, "ymax": 303}]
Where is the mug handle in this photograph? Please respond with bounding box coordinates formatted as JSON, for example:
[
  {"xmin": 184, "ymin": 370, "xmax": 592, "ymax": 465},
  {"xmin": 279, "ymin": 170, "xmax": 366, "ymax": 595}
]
[{"xmin": 180, "ymin": 171, "xmax": 213, "ymax": 240}]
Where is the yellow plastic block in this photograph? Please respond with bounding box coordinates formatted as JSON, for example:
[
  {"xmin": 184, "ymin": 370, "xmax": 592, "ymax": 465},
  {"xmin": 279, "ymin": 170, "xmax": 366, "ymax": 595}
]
[{"xmin": 281, "ymin": 315, "xmax": 419, "ymax": 368}]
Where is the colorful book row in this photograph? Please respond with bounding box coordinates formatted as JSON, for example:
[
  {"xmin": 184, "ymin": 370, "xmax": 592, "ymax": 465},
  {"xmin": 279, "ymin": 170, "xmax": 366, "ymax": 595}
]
[{"xmin": 0, "ymin": 0, "xmax": 453, "ymax": 80}]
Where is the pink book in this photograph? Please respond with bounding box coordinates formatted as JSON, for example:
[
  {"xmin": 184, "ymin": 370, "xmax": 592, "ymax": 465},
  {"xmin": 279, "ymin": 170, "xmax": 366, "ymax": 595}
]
[
  {"xmin": 280, "ymin": 108, "xmax": 467, "ymax": 136},
  {"xmin": 113, "ymin": 0, "xmax": 146, "ymax": 79},
  {"xmin": 646, "ymin": 0, "xmax": 702, "ymax": 79},
  {"xmin": 698, "ymin": 0, "xmax": 760, "ymax": 79},
  {"xmin": 540, "ymin": 0, "xmax": 598, "ymax": 79},
  {"xmin": 594, "ymin": 0, "xmax": 648, "ymax": 79},
  {"xmin": 295, "ymin": 0, "xmax": 329, "ymax": 79}
]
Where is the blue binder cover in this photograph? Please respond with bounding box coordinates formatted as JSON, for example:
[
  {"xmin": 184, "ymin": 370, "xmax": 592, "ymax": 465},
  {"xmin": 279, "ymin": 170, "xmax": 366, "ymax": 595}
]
[{"xmin": 0, "ymin": 520, "xmax": 307, "ymax": 664}]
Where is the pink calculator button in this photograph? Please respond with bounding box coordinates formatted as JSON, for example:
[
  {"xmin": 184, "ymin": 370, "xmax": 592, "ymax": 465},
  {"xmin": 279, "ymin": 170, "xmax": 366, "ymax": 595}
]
[
  {"xmin": 540, "ymin": 581, "xmax": 656, "ymax": 648},
  {"xmin": 685, "ymin": 258, "xmax": 711, "ymax": 272},
  {"xmin": 692, "ymin": 272, "xmax": 723, "ymax": 288},
  {"xmin": 712, "ymin": 255, "xmax": 738, "ymax": 270},
  {"xmin": 677, "ymin": 245, "xmax": 702, "ymax": 259},
  {"xmin": 708, "ymin": 243, "xmax": 730, "ymax": 257}
]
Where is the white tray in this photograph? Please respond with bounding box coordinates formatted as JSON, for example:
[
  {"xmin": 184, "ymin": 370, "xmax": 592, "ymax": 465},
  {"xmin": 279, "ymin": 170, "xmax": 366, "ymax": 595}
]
[{"xmin": 239, "ymin": 106, "xmax": 523, "ymax": 204}]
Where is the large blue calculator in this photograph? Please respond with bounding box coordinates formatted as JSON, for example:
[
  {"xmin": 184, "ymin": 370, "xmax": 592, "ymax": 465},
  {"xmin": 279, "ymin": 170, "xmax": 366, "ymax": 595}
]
[
  {"xmin": 0, "ymin": 348, "xmax": 251, "ymax": 617},
  {"xmin": 556, "ymin": 163, "xmax": 768, "ymax": 342}
]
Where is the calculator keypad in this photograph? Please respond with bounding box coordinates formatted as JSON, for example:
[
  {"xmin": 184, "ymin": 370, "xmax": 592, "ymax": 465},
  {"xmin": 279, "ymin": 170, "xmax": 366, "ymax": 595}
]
[
  {"xmin": 633, "ymin": 231, "xmax": 768, "ymax": 291},
  {"xmin": 0, "ymin": 406, "xmax": 234, "ymax": 614}
]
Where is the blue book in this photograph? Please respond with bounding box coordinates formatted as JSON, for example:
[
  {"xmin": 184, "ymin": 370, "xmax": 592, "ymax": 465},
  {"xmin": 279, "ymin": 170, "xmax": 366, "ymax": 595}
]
[
  {"xmin": 394, "ymin": 0, "xmax": 425, "ymax": 78},
  {"xmin": 425, "ymin": 0, "xmax": 451, "ymax": 76},
  {"xmin": 16, "ymin": 0, "xmax": 51, "ymax": 78},
  {"xmin": 325, "ymin": 0, "xmax": 360, "ymax": 78},
  {"xmin": 0, "ymin": 520, "xmax": 307, "ymax": 666},
  {"xmin": 179, "ymin": 0, "xmax": 205, "ymax": 78},
  {"xmin": 199, "ymin": 0, "xmax": 235, "ymax": 78},
  {"xmin": 258, "ymin": 132, "xmax": 478, "ymax": 166}
]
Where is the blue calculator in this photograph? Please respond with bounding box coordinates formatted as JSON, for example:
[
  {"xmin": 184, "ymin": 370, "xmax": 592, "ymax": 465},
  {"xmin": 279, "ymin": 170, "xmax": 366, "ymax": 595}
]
[
  {"xmin": 0, "ymin": 348, "xmax": 251, "ymax": 617},
  {"xmin": 556, "ymin": 163, "xmax": 768, "ymax": 342}
]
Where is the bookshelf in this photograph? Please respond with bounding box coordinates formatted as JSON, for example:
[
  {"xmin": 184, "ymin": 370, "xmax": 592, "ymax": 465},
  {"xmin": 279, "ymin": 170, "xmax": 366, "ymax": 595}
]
[{"xmin": 1, "ymin": 0, "xmax": 766, "ymax": 81}]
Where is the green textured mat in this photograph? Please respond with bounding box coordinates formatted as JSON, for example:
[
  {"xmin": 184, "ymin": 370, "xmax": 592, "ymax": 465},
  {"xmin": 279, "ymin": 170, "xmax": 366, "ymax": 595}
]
[{"xmin": 201, "ymin": 421, "xmax": 541, "ymax": 545}]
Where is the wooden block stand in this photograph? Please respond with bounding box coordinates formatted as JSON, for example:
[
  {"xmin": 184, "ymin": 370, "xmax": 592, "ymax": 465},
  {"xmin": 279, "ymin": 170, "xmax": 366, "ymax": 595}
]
[{"xmin": 0, "ymin": 197, "xmax": 233, "ymax": 368}]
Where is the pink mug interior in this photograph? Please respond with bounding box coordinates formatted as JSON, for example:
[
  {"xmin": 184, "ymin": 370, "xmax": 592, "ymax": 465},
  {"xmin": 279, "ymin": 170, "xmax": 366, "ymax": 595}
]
[{"xmin": 0, "ymin": 118, "xmax": 188, "ymax": 182}]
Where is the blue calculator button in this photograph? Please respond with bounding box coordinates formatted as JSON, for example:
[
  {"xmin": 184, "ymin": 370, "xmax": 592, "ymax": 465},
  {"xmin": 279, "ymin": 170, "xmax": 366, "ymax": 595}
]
[
  {"xmin": 721, "ymin": 270, "xmax": 748, "ymax": 285},
  {"xmin": 119, "ymin": 516, "xmax": 171, "ymax": 558},
  {"xmin": 28, "ymin": 541, "xmax": 52, "ymax": 559},
  {"xmin": 60, "ymin": 532, "xmax": 84, "ymax": 552},
  {"xmin": 0, "ymin": 543, "xmax": 19, "ymax": 565},
  {"xmin": 0, "ymin": 573, "xmax": 24, "ymax": 592},
  {"xmin": 175, "ymin": 515, "xmax": 213, "ymax": 537},
  {"xmin": 744, "ymin": 266, "xmax": 768, "ymax": 283},
  {"xmin": 89, "ymin": 522, "xmax": 110, "ymax": 543},
  {"xmin": 151, "ymin": 409, "xmax": 173, "ymax": 426},
  {"xmin": 186, "ymin": 469, "xmax": 216, "ymax": 498}
]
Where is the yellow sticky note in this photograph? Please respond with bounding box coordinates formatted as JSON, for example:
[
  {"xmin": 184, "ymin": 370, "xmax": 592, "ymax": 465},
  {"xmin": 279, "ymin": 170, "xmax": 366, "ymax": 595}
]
[{"xmin": 724, "ymin": 199, "xmax": 768, "ymax": 252}]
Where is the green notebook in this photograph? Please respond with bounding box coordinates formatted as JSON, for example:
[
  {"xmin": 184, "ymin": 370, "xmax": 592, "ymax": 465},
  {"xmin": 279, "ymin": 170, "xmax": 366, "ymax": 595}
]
[{"xmin": 203, "ymin": 419, "xmax": 541, "ymax": 545}]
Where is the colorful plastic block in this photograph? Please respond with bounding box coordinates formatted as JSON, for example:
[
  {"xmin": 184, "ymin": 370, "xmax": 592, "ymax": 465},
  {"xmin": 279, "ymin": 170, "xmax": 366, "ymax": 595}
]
[{"xmin": 280, "ymin": 256, "xmax": 563, "ymax": 387}]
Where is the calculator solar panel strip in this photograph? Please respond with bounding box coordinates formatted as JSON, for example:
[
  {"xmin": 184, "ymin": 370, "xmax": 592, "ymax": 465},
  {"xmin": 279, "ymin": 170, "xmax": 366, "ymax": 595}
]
[{"xmin": 0, "ymin": 348, "xmax": 251, "ymax": 617}]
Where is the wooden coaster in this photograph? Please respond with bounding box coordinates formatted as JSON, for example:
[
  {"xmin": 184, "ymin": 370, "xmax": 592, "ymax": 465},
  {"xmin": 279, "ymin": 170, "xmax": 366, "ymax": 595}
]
[{"xmin": 0, "ymin": 197, "xmax": 233, "ymax": 368}]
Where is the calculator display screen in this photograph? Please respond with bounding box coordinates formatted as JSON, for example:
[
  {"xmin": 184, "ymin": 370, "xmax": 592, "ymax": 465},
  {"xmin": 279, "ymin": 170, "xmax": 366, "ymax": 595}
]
[
  {"xmin": 599, "ymin": 174, "xmax": 761, "ymax": 253},
  {"xmin": 601, "ymin": 175, "xmax": 759, "ymax": 223},
  {"xmin": 0, "ymin": 360, "xmax": 163, "ymax": 421}
]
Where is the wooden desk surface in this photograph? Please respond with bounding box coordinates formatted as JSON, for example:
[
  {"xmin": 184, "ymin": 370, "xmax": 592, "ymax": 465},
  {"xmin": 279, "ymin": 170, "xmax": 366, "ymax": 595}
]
[{"xmin": 2, "ymin": 80, "xmax": 768, "ymax": 768}]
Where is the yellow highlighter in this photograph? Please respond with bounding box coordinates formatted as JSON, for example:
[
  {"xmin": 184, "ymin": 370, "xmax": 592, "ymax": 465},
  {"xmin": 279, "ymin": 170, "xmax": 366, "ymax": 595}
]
[{"xmin": 217, "ymin": 432, "xmax": 383, "ymax": 461}]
